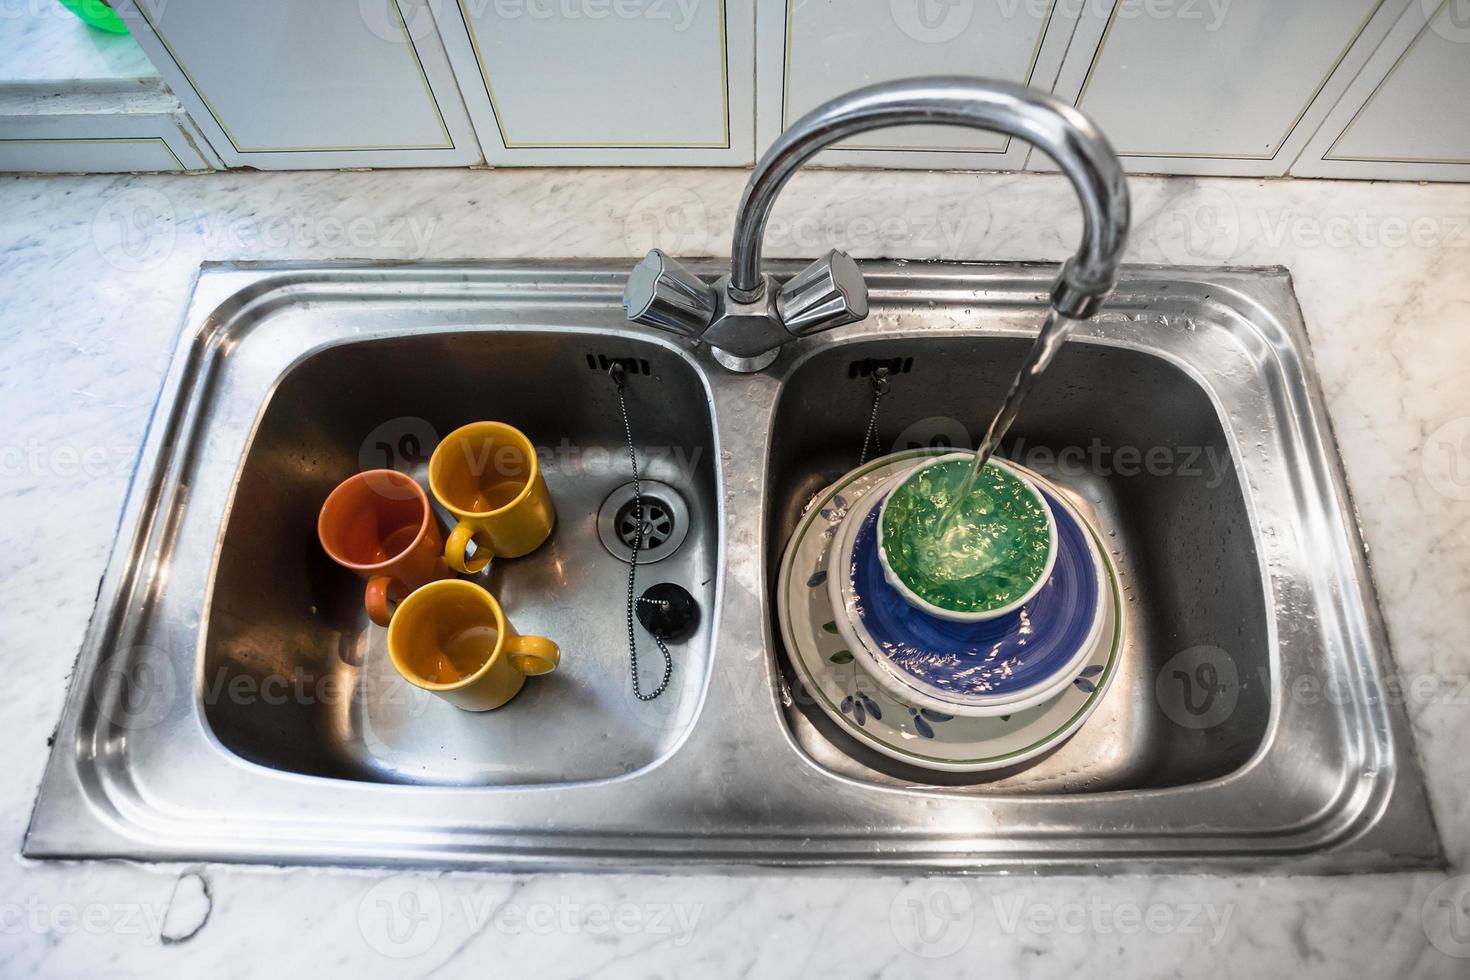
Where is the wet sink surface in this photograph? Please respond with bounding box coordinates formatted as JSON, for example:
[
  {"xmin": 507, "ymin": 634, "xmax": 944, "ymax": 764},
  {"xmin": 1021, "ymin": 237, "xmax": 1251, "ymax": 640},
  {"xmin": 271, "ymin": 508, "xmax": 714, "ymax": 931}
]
[{"xmin": 26, "ymin": 260, "xmax": 1440, "ymax": 873}]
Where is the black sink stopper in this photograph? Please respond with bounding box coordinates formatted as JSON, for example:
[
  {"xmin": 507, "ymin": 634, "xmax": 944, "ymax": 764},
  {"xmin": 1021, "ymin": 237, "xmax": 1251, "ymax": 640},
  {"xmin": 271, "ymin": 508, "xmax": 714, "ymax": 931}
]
[{"xmin": 636, "ymin": 583, "xmax": 699, "ymax": 642}]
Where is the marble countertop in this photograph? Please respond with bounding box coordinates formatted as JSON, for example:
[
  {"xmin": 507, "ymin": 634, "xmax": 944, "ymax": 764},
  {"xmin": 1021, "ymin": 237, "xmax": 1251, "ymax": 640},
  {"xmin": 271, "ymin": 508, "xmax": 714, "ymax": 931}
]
[
  {"xmin": 1, "ymin": 167, "xmax": 1467, "ymax": 977},
  {"xmin": 0, "ymin": 10, "xmax": 157, "ymax": 87}
]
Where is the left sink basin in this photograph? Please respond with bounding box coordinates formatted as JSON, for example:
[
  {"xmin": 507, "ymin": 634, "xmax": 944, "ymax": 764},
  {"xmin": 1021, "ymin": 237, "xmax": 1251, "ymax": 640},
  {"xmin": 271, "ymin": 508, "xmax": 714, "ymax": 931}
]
[
  {"xmin": 25, "ymin": 262, "xmax": 736, "ymax": 865},
  {"xmin": 207, "ymin": 330, "xmax": 718, "ymax": 785}
]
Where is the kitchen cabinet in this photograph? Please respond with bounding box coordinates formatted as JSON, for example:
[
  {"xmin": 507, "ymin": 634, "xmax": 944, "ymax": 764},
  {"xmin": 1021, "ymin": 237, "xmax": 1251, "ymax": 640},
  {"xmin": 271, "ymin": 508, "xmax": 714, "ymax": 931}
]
[
  {"xmin": 110, "ymin": 0, "xmax": 482, "ymax": 168},
  {"xmin": 9, "ymin": 0, "xmax": 1467, "ymax": 179},
  {"xmin": 1293, "ymin": 0, "xmax": 1470, "ymax": 181}
]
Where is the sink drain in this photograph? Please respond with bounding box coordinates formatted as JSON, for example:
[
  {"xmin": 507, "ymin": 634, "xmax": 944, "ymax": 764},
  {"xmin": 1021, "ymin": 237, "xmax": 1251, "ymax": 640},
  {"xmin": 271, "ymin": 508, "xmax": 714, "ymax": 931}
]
[{"xmin": 597, "ymin": 480, "xmax": 689, "ymax": 564}]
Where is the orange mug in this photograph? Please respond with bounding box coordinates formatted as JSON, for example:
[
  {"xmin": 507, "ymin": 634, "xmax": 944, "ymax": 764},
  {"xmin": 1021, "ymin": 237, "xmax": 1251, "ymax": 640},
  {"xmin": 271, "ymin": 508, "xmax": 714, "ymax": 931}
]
[{"xmin": 317, "ymin": 470, "xmax": 451, "ymax": 627}]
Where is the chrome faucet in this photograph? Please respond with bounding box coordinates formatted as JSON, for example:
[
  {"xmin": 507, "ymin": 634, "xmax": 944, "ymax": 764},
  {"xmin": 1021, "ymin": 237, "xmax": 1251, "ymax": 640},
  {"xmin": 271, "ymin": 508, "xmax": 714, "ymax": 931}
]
[{"xmin": 623, "ymin": 76, "xmax": 1131, "ymax": 372}]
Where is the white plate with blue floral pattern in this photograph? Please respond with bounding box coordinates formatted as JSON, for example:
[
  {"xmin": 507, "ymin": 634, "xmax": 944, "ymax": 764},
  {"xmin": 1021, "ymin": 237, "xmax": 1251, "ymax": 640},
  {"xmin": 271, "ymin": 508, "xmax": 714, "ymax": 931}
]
[{"xmin": 776, "ymin": 449, "xmax": 1123, "ymax": 773}]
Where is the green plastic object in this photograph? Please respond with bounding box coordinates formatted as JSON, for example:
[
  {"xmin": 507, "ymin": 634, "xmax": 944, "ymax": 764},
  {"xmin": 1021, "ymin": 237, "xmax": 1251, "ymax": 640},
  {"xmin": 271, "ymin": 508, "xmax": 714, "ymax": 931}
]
[
  {"xmin": 57, "ymin": 0, "xmax": 130, "ymax": 34},
  {"xmin": 881, "ymin": 457, "xmax": 1053, "ymax": 615}
]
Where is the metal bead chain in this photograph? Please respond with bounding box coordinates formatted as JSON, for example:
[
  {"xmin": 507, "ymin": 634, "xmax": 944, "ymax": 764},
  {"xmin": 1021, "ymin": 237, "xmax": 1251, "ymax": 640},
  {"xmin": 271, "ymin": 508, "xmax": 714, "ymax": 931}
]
[
  {"xmin": 612, "ymin": 366, "xmax": 672, "ymax": 701},
  {"xmin": 858, "ymin": 366, "xmax": 891, "ymax": 465}
]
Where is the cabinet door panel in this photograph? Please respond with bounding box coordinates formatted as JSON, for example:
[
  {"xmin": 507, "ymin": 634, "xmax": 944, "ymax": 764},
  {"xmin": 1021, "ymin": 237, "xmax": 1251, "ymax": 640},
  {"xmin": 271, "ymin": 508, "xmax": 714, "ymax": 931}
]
[
  {"xmin": 0, "ymin": 138, "xmax": 182, "ymax": 172},
  {"xmin": 440, "ymin": 0, "xmax": 754, "ymax": 164},
  {"xmin": 1294, "ymin": 0, "xmax": 1470, "ymax": 180},
  {"xmin": 115, "ymin": 0, "xmax": 481, "ymax": 168}
]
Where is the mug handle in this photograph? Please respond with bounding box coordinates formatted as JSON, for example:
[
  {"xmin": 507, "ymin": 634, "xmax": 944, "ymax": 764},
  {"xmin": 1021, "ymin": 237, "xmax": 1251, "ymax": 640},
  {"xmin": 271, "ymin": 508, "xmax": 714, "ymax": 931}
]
[
  {"xmin": 365, "ymin": 576, "xmax": 395, "ymax": 627},
  {"xmin": 445, "ymin": 522, "xmax": 493, "ymax": 574},
  {"xmin": 507, "ymin": 635, "xmax": 560, "ymax": 676}
]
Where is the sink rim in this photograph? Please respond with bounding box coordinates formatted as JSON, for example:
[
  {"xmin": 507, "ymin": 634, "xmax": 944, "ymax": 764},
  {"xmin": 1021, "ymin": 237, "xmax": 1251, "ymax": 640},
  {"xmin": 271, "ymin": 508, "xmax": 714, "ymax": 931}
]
[{"xmin": 24, "ymin": 259, "xmax": 1442, "ymax": 874}]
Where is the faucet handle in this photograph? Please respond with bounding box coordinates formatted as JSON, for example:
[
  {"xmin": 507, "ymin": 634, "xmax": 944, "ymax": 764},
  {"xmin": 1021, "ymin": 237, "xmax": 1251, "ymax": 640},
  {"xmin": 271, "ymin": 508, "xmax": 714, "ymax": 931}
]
[
  {"xmin": 776, "ymin": 250, "xmax": 869, "ymax": 337},
  {"xmin": 623, "ymin": 249, "xmax": 717, "ymax": 339}
]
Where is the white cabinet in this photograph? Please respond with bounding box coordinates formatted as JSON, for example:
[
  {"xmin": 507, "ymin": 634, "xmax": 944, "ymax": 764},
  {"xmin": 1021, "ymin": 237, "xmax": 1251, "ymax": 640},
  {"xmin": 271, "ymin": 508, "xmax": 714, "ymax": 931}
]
[
  {"xmin": 1293, "ymin": 0, "xmax": 1470, "ymax": 181},
  {"xmin": 0, "ymin": 137, "xmax": 184, "ymax": 174},
  {"xmin": 755, "ymin": 0, "xmax": 1081, "ymax": 169},
  {"xmin": 1040, "ymin": 0, "xmax": 1403, "ymax": 176},
  {"xmin": 437, "ymin": 0, "xmax": 754, "ymax": 165},
  {"xmin": 0, "ymin": 104, "xmax": 216, "ymax": 173},
  {"xmin": 113, "ymin": 0, "xmax": 482, "ymax": 168},
  {"xmin": 14, "ymin": 0, "xmax": 1465, "ymax": 178}
]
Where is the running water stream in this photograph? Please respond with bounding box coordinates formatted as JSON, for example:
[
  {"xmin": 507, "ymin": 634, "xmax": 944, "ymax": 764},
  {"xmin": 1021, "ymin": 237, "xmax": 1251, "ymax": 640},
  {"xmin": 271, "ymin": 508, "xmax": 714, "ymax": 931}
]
[{"xmin": 937, "ymin": 308, "xmax": 1085, "ymax": 534}]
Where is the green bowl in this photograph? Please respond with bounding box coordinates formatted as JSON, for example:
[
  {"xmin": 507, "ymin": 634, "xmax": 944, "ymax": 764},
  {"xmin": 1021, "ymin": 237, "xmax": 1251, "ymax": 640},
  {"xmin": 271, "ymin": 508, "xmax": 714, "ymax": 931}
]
[
  {"xmin": 877, "ymin": 453, "xmax": 1058, "ymax": 620},
  {"xmin": 58, "ymin": 0, "xmax": 130, "ymax": 34}
]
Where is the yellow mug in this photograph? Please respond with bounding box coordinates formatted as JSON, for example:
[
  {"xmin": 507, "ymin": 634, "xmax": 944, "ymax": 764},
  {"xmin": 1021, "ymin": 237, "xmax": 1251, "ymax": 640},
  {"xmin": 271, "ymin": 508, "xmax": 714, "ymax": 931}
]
[
  {"xmin": 429, "ymin": 421, "xmax": 556, "ymax": 574},
  {"xmin": 386, "ymin": 579, "xmax": 560, "ymax": 711}
]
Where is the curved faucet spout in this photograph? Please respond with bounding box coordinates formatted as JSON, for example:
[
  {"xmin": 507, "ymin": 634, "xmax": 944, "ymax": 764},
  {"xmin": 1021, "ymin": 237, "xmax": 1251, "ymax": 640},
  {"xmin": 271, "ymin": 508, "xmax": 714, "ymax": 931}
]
[
  {"xmin": 729, "ymin": 76, "xmax": 1130, "ymax": 317},
  {"xmin": 622, "ymin": 76, "xmax": 1131, "ymax": 372}
]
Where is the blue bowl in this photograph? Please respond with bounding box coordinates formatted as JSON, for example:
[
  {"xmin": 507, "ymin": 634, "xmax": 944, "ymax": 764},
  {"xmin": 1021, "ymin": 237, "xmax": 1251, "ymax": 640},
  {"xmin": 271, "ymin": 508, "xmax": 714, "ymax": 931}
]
[{"xmin": 844, "ymin": 482, "xmax": 1103, "ymax": 710}]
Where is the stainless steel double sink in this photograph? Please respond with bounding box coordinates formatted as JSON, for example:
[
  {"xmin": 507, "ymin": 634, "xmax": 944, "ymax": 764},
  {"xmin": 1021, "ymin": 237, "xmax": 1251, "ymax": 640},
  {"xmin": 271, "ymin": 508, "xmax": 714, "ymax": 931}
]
[{"xmin": 25, "ymin": 260, "xmax": 1441, "ymax": 873}]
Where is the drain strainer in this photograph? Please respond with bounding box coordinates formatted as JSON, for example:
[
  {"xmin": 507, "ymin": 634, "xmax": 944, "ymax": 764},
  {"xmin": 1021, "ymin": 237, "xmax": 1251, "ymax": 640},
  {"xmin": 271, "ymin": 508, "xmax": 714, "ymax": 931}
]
[{"xmin": 597, "ymin": 480, "xmax": 689, "ymax": 564}]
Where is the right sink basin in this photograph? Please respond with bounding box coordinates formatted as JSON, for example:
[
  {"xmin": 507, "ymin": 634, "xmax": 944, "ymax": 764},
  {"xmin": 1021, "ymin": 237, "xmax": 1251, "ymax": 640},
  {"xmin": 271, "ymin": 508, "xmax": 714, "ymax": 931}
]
[{"xmin": 767, "ymin": 334, "xmax": 1268, "ymax": 792}]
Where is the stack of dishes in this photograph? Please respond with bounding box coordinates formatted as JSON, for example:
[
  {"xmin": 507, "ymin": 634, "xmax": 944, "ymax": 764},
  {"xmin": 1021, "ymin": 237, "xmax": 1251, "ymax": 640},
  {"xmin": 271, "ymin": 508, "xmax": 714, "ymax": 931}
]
[{"xmin": 776, "ymin": 449, "xmax": 1123, "ymax": 772}]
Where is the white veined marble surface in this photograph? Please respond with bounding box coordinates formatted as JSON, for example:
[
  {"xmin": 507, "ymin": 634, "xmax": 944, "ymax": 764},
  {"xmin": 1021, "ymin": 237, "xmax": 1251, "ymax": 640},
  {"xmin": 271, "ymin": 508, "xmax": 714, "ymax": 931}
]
[
  {"xmin": 0, "ymin": 167, "xmax": 1468, "ymax": 977},
  {"xmin": 0, "ymin": 7, "xmax": 156, "ymax": 86}
]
